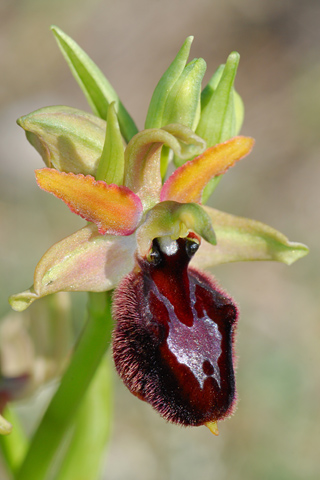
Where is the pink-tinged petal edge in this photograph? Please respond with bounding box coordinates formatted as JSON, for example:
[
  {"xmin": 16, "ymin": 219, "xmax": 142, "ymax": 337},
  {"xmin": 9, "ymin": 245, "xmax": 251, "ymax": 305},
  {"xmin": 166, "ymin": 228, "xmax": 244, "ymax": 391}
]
[
  {"xmin": 160, "ymin": 136, "xmax": 254, "ymax": 204},
  {"xmin": 35, "ymin": 169, "xmax": 143, "ymax": 235}
]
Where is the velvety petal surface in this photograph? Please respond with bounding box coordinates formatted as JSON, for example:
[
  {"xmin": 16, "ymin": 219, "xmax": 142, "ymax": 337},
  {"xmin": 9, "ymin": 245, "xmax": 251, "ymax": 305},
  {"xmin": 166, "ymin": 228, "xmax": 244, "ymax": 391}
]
[
  {"xmin": 36, "ymin": 169, "xmax": 143, "ymax": 235},
  {"xmin": 161, "ymin": 136, "xmax": 254, "ymax": 204},
  {"xmin": 191, "ymin": 206, "xmax": 309, "ymax": 268},
  {"xmin": 9, "ymin": 225, "xmax": 136, "ymax": 312}
]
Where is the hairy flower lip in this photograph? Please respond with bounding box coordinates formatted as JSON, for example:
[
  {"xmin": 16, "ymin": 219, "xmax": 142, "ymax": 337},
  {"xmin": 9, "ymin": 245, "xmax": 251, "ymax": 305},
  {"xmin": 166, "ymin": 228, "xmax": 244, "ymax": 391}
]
[{"xmin": 112, "ymin": 237, "xmax": 239, "ymax": 426}]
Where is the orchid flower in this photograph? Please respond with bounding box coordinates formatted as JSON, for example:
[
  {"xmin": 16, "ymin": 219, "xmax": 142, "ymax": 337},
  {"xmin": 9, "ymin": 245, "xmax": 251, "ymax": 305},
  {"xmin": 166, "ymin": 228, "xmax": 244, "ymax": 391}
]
[{"xmin": 8, "ymin": 28, "xmax": 308, "ymax": 438}]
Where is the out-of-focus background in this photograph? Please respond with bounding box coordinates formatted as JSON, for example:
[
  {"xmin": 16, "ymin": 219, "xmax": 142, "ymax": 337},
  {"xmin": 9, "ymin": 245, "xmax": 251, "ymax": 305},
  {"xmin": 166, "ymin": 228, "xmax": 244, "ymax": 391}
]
[{"xmin": 1, "ymin": 0, "xmax": 319, "ymax": 479}]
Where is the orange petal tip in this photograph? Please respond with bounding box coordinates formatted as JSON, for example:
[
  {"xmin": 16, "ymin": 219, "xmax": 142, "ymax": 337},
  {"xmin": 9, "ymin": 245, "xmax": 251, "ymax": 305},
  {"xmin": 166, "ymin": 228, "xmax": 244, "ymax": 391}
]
[
  {"xmin": 35, "ymin": 168, "xmax": 143, "ymax": 236},
  {"xmin": 161, "ymin": 136, "xmax": 254, "ymax": 204}
]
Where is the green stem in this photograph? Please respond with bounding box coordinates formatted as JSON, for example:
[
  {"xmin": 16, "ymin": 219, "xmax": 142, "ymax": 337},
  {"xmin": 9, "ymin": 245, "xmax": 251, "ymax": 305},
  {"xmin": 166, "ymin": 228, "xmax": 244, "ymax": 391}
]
[
  {"xmin": 0, "ymin": 406, "xmax": 28, "ymax": 476},
  {"xmin": 16, "ymin": 291, "xmax": 113, "ymax": 480}
]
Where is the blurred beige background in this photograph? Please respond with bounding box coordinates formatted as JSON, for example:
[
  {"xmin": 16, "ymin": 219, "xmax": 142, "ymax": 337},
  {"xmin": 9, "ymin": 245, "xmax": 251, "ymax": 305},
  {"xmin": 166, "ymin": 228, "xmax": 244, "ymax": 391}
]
[{"xmin": 1, "ymin": 0, "xmax": 319, "ymax": 479}]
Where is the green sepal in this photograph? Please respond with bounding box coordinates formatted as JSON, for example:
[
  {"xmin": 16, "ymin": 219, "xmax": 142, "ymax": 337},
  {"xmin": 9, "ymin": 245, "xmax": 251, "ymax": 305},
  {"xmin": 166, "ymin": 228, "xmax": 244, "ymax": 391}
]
[
  {"xmin": 136, "ymin": 200, "xmax": 216, "ymax": 257},
  {"xmin": 51, "ymin": 25, "xmax": 138, "ymax": 143},
  {"xmin": 96, "ymin": 102, "xmax": 125, "ymax": 184},
  {"xmin": 192, "ymin": 206, "xmax": 309, "ymax": 268},
  {"xmin": 8, "ymin": 226, "xmax": 136, "ymax": 312},
  {"xmin": 145, "ymin": 36, "xmax": 194, "ymax": 129},
  {"xmin": 17, "ymin": 106, "xmax": 106, "ymax": 176}
]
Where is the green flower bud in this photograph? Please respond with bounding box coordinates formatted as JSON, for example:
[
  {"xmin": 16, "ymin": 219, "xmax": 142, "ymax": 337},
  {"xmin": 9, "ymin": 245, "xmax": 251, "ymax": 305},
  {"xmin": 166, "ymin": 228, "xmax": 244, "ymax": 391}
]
[
  {"xmin": 197, "ymin": 52, "xmax": 242, "ymax": 146},
  {"xmin": 145, "ymin": 37, "xmax": 206, "ymax": 131},
  {"xmin": 145, "ymin": 37, "xmax": 207, "ymax": 176},
  {"xmin": 161, "ymin": 57, "xmax": 206, "ymax": 130},
  {"xmin": 17, "ymin": 106, "xmax": 107, "ymax": 176},
  {"xmin": 196, "ymin": 52, "xmax": 244, "ymax": 202}
]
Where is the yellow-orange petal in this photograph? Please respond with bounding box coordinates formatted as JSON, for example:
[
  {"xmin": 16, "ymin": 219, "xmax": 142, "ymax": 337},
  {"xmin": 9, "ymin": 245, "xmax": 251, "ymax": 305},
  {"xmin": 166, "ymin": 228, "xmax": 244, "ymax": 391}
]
[
  {"xmin": 160, "ymin": 136, "xmax": 254, "ymax": 204},
  {"xmin": 35, "ymin": 169, "xmax": 143, "ymax": 235}
]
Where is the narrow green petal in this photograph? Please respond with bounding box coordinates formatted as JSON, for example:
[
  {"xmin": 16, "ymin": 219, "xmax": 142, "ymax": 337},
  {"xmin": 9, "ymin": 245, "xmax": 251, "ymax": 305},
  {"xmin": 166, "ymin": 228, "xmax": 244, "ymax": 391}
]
[
  {"xmin": 191, "ymin": 207, "xmax": 309, "ymax": 268},
  {"xmin": 18, "ymin": 106, "xmax": 106, "ymax": 175},
  {"xmin": 145, "ymin": 36, "xmax": 193, "ymax": 129},
  {"xmin": 9, "ymin": 225, "xmax": 136, "ymax": 311},
  {"xmin": 96, "ymin": 102, "xmax": 125, "ymax": 184},
  {"xmin": 51, "ymin": 26, "xmax": 138, "ymax": 142},
  {"xmin": 124, "ymin": 125, "xmax": 205, "ymax": 210}
]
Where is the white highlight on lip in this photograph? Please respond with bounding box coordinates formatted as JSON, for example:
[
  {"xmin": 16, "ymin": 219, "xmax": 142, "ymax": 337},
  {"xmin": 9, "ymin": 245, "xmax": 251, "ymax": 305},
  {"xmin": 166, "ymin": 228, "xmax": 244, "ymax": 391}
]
[
  {"xmin": 150, "ymin": 280, "xmax": 222, "ymax": 389},
  {"xmin": 158, "ymin": 236, "xmax": 178, "ymax": 256}
]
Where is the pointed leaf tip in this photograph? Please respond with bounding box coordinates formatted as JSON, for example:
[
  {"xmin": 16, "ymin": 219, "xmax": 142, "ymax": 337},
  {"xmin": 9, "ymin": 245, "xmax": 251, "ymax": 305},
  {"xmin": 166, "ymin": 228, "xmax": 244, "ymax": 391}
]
[{"xmin": 35, "ymin": 169, "xmax": 143, "ymax": 235}]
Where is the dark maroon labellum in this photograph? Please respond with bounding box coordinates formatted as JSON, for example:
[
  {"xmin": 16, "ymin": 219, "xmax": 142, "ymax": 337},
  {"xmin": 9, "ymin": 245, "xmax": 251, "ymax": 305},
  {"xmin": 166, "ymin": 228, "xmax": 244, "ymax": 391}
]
[{"xmin": 112, "ymin": 236, "xmax": 238, "ymax": 427}]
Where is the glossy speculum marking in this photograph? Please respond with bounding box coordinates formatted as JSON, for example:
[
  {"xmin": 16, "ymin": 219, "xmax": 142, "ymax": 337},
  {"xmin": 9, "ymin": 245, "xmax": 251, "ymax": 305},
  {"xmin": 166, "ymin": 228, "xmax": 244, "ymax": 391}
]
[{"xmin": 112, "ymin": 235, "xmax": 238, "ymax": 426}]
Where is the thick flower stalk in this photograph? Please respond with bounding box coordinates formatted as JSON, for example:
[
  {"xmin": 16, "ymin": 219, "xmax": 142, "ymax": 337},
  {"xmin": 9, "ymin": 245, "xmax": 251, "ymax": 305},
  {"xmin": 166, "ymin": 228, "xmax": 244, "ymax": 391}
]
[{"xmin": 7, "ymin": 27, "xmax": 308, "ymax": 453}]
